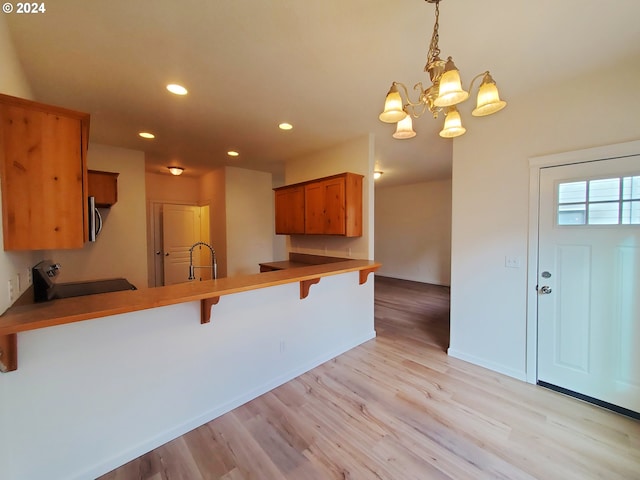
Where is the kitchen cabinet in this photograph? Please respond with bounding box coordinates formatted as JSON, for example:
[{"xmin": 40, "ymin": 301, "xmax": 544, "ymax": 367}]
[
  {"xmin": 0, "ymin": 93, "xmax": 90, "ymax": 250},
  {"xmin": 274, "ymin": 172, "xmax": 363, "ymax": 237},
  {"xmin": 274, "ymin": 185, "xmax": 304, "ymax": 234},
  {"xmin": 88, "ymin": 170, "xmax": 119, "ymax": 207}
]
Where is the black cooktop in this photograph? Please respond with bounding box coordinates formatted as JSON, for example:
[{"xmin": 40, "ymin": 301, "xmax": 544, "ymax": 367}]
[{"xmin": 32, "ymin": 260, "xmax": 136, "ymax": 302}]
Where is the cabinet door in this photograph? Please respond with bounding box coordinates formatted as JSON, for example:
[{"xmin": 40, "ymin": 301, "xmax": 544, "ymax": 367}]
[
  {"xmin": 1, "ymin": 104, "xmax": 86, "ymax": 250},
  {"xmin": 322, "ymin": 177, "xmax": 346, "ymax": 235},
  {"xmin": 275, "ymin": 186, "xmax": 305, "ymax": 234},
  {"xmin": 304, "ymin": 181, "xmax": 325, "ymax": 234},
  {"xmin": 88, "ymin": 170, "xmax": 118, "ymax": 207},
  {"xmin": 343, "ymin": 173, "xmax": 363, "ymax": 237},
  {"xmin": 305, "ymin": 178, "xmax": 346, "ymax": 235}
]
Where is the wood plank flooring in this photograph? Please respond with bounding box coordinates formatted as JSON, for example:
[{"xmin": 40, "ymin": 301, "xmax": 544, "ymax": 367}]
[{"xmin": 100, "ymin": 276, "xmax": 640, "ymax": 480}]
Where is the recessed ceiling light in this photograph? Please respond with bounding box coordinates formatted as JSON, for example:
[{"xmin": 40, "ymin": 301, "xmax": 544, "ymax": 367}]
[
  {"xmin": 166, "ymin": 84, "xmax": 188, "ymax": 95},
  {"xmin": 227, "ymin": 151, "xmax": 239, "ymax": 157},
  {"xmin": 278, "ymin": 122, "xmax": 293, "ymax": 130},
  {"xmin": 138, "ymin": 132, "xmax": 155, "ymax": 139}
]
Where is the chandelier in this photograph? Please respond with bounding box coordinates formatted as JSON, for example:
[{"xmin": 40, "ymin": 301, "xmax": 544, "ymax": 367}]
[{"xmin": 378, "ymin": 0, "xmax": 507, "ymax": 139}]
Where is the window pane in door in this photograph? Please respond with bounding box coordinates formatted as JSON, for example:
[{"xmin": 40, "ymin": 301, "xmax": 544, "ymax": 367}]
[
  {"xmin": 588, "ymin": 202, "xmax": 619, "ymax": 225},
  {"xmin": 622, "ymin": 200, "xmax": 640, "ymax": 225},
  {"xmin": 558, "ymin": 204, "xmax": 586, "ymax": 225},
  {"xmin": 559, "ymin": 181, "xmax": 586, "ymax": 203},
  {"xmin": 622, "ymin": 176, "xmax": 640, "ymax": 200},
  {"xmin": 589, "ymin": 178, "xmax": 620, "ymax": 202}
]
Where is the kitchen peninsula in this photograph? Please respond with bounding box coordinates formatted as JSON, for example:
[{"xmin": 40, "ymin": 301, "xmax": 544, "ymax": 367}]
[
  {"xmin": 0, "ymin": 259, "xmax": 380, "ymax": 371},
  {"xmin": 0, "ymin": 259, "xmax": 379, "ymax": 479}
]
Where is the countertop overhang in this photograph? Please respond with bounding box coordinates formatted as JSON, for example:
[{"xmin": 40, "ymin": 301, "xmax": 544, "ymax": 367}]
[{"xmin": 0, "ymin": 259, "xmax": 380, "ymax": 372}]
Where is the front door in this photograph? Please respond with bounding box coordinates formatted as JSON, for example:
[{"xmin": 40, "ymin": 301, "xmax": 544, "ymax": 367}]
[{"xmin": 537, "ymin": 155, "xmax": 640, "ymax": 414}]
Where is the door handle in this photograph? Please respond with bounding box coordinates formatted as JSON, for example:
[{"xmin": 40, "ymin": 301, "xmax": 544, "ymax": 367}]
[{"xmin": 539, "ymin": 285, "xmax": 552, "ymax": 294}]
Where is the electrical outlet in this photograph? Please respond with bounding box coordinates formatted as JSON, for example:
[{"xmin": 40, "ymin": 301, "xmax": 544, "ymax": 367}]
[{"xmin": 8, "ymin": 279, "xmax": 14, "ymax": 303}]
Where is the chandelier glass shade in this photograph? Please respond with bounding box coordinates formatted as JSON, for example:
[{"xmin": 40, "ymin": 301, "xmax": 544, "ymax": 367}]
[
  {"xmin": 379, "ymin": 0, "xmax": 506, "ymax": 139},
  {"xmin": 393, "ymin": 113, "xmax": 417, "ymax": 139},
  {"xmin": 439, "ymin": 106, "xmax": 466, "ymax": 138}
]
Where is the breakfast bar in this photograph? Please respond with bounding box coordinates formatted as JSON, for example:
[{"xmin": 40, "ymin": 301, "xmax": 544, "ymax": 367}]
[{"xmin": 0, "ymin": 259, "xmax": 380, "ymax": 372}]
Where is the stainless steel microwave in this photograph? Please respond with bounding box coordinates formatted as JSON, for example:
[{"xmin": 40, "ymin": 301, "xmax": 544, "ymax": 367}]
[{"xmin": 88, "ymin": 196, "xmax": 103, "ymax": 242}]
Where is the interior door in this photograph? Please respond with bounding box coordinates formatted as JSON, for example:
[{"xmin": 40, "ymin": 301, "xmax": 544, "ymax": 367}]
[
  {"xmin": 537, "ymin": 155, "xmax": 640, "ymax": 414},
  {"xmin": 162, "ymin": 204, "xmax": 201, "ymax": 285}
]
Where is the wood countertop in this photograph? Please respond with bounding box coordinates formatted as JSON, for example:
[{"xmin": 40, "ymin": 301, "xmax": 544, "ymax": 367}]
[
  {"xmin": 259, "ymin": 260, "xmax": 313, "ymax": 270},
  {"xmin": 259, "ymin": 253, "xmax": 351, "ymax": 272},
  {"xmin": 0, "ymin": 259, "xmax": 380, "ymax": 336}
]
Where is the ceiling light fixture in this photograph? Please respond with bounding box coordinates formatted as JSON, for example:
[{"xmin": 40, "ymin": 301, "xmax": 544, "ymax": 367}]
[
  {"xmin": 138, "ymin": 132, "xmax": 155, "ymax": 139},
  {"xmin": 278, "ymin": 122, "xmax": 293, "ymax": 130},
  {"xmin": 166, "ymin": 84, "xmax": 188, "ymax": 95},
  {"xmin": 167, "ymin": 166, "xmax": 184, "ymax": 176},
  {"xmin": 227, "ymin": 151, "xmax": 239, "ymax": 157},
  {"xmin": 374, "ymin": 171, "xmax": 384, "ymax": 180},
  {"xmin": 379, "ymin": 0, "xmax": 506, "ymax": 139}
]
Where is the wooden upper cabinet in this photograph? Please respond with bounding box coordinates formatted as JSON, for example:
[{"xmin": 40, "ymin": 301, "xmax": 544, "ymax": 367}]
[
  {"xmin": 303, "ymin": 181, "xmax": 326, "ymax": 234},
  {"xmin": 88, "ymin": 170, "xmax": 119, "ymax": 207},
  {"xmin": 274, "ymin": 186, "xmax": 305, "ymax": 234},
  {"xmin": 0, "ymin": 93, "xmax": 90, "ymax": 250},
  {"xmin": 274, "ymin": 172, "xmax": 363, "ymax": 237}
]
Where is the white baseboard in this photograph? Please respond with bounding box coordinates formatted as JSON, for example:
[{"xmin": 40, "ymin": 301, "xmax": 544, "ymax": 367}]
[{"xmin": 447, "ymin": 348, "xmax": 527, "ymax": 382}]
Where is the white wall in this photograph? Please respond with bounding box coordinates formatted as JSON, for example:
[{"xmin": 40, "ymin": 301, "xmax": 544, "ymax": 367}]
[
  {"xmin": 375, "ymin": 179, "xmax": 451, "ymax": 285},
  {"xmin": 0, "ymin": 15, "xmax": 39, "ymax": 314},
  {"xmin": 285, "ymin": 134, "xmax": 375, "ymax": 260},
  {"xmin": 145, "ymin": 171, "xmax": 201, "ymax": 204},
  {"xmin": 200, "ymin": 169, "xmax": 228, "ymax": 277},
  {"xmin": 0, "ymin": 272, "xmax": 375, "ymax": 480},
  {"xmin": 449, "ymin": 58, "xmax": 640, "ymax": 380},
  {"xmin": 225, "ymin": 167, "xmax": 274, "ymax": 276},
  {"xmin": 0, "ymin": 16, "xmax": 32, "ymax": 99},
  {"xmin": 51, "ymin": 144, "xmax": 148, "ymax": 289}
]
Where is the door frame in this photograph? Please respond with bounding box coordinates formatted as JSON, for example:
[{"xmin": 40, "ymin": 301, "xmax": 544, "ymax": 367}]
[
  {"xmin": 148, "ymin": 200, "xmax": 212, "ymax": 287},
  {"xmin": 526, "ymin": 139, "xmax": 640, "ymax": 384}
]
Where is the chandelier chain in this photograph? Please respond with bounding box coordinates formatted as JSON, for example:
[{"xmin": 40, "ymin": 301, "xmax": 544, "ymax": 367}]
[{"xmin": 426, "ymin": 0, "xmax": 441, "ymax": 66}]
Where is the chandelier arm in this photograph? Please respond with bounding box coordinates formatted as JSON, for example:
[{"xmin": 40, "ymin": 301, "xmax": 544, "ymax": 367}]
[
  {"xmin": 467, "ymin": 71, "xmax": 490, "ymax": 93},
  {"xmin": 406, "ymin": 103, "xmax": 428, "ymax": 119},
  {"xmin": 393, "ymin": 82, "xmax": 424, "ymax": 108}
]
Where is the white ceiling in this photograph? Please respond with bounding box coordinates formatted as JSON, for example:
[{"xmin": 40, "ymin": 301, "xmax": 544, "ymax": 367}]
[{"xmin": 6, "ymin": 0, "xmax": 640, "ymax": 187}]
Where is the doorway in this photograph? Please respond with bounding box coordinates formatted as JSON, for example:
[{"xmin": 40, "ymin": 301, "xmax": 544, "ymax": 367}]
[
  {"xmin": 527, "ymin": 140, "xmax": 640, "ymax": 417},
  {"xmin": 151, "ymin": 202, "xmax": 211, "ymax": 286}
]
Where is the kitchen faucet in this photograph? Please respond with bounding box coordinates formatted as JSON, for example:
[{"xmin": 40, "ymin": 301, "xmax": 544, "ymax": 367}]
[{"xmin": 188, "ymin": 242, "xmax": 217, "ymax": 280}]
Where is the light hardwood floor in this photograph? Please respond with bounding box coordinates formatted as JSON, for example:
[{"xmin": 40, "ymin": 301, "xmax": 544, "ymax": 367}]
[{"xmin": 101, "ymin": 276, "xmax": 640, "ymax": 479}]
